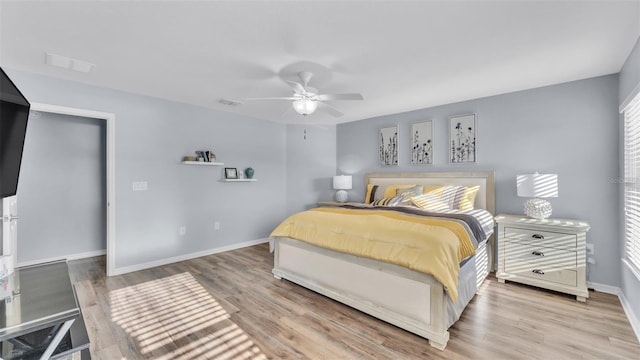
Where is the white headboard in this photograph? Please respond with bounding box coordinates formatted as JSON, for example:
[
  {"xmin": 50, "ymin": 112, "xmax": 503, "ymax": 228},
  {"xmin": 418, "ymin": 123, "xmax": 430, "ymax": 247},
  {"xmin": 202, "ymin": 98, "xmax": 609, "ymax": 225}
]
[{"xmin": 365, "ymin": 172, "xmax": 495, "ymax": 214}]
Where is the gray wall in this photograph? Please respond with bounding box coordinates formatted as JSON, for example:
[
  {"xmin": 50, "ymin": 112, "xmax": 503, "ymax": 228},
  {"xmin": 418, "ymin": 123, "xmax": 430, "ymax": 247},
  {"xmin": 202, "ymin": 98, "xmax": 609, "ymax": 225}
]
[
  {"xmin": 6, "ymin": 69, "xmax": 297, "ymax": 270},
  {"xmin": 620, "ymin": 37, "xmax": 640, "ymax": 107},
  {"xmin": 285, "ymin": 124, "xmax": 336, "ymax": 214},
  {"xmin": 18, "ymin": 112, "xmax": 106, "ymax": 262},
  {"xmin": 619, "ymin": 36, "xmax": 640, "ymax": 329},
  {"xmin": 337, "ymin": 74, "xmax": 620, "ymax": 287}
]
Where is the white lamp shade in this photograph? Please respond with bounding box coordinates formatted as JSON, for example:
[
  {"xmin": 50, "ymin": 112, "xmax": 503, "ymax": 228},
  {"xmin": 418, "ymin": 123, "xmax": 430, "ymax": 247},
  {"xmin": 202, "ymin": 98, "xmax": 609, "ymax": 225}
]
[
  {"xmin": 293, "ymin": 99, "xmax": 318, "ymax": 115},
  {"xmin": 333, "ymin": 175, "xmax": 352, "ymax": 190},
  {"xmin": 517, "ymin": 173, "xmax": 558, "ymax": 198}
]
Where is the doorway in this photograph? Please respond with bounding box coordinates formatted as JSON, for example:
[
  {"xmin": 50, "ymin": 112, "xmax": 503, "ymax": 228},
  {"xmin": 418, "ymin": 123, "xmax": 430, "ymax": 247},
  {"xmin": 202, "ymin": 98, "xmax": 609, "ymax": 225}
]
[{"xmin": 3, "ymin": 103, "xmax": 115, "ymax": 275}]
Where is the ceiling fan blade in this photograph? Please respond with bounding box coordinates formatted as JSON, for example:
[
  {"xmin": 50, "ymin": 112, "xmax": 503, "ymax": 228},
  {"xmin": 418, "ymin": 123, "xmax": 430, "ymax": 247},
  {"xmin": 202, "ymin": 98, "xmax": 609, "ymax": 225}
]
[
  {"xmin": 280, "ymin": 103, "xmax": 295, "ymax": 118},
  {"xmin": 298, "ymin": 71, "xmax": 313, "ymax": 87},
  {"xmin": 316, "ymin": 93, "xmax": 364, "ymax": 101},
  {"xmin": 245, "ymin": 97, "xmax": 297, "ymax": 101},
  {"xmin": 285, "ymin": 80, "xmax": 307, "ymax": 94},
  {"xmin": 318, "ymin": 102, "xmax": 344, "ymax": 118}
]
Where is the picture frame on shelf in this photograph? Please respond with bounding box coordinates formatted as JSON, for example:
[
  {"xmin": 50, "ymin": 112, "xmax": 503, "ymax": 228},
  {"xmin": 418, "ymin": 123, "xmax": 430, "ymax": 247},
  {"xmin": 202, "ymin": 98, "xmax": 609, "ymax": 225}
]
[
  {"xmin": 379, "ymin": 124, "xmax": 398, "ymax": 166},
  {"xmin": 410, "ymin": 120, "xmax": 433, "ymax": 165},
  {"xmin": 449, "ymin": 114, "xmax": 476, "ymax": 164},
  {"xmin": 224, "ymin": 167, "xmax": 238, "ymax": 179}
]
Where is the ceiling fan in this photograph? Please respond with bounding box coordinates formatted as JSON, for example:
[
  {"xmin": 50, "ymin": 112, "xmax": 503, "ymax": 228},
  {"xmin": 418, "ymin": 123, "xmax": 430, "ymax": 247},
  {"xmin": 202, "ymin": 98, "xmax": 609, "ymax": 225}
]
[{"xmin": 246, "ymin": 71, "xmax": 363, "ymax": 117}]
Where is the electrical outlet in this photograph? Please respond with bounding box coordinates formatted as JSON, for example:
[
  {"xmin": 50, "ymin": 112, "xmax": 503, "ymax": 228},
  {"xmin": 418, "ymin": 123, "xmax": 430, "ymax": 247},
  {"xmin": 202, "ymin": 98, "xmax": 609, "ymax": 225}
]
[
  {"xmin": 586, "ymin": 243, "xmax": 595, "ymax": 255},
  {"xmin": 214, "ymin": 221, "xmax": 220, "ymax": 230},
  {"xmin": 179, "ymin": 226, "xmax": 186, "ymax": 236},
  {"xmin": 587, "ymin": 257, "xmax": 596, "ymax": 265}
]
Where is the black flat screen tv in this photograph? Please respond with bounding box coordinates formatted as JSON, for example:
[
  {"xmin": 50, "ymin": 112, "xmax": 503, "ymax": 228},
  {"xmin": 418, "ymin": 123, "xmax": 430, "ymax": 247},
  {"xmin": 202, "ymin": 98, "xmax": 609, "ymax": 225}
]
[{"xmin": 0, "ymin": 67, "xmax": 30, "ymax": 198}]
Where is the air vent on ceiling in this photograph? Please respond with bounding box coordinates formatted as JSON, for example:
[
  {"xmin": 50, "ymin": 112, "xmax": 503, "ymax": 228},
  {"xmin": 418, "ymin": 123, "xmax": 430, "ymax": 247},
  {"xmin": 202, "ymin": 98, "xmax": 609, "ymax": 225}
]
[
  {"xmin": 45, "ymin": 52, "xmax": 95, "ymax": 73},
  {"xmin": 218, "ymin": 98, "xmax": 243, "ymax": 107}
]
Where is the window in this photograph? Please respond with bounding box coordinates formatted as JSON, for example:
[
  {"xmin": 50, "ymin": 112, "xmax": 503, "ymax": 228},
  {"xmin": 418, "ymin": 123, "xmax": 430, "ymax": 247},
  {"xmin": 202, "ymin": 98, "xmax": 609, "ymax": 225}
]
[{"xmin": 623, "ymin": 90, "xmax": 640, "ymax": 279}]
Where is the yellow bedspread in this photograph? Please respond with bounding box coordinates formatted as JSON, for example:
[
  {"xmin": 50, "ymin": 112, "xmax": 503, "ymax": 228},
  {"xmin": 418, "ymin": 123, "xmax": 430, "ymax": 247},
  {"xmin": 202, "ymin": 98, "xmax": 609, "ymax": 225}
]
[{"xmin": 270, "ymin": 207, "xmax": 476, "ymax": 302}]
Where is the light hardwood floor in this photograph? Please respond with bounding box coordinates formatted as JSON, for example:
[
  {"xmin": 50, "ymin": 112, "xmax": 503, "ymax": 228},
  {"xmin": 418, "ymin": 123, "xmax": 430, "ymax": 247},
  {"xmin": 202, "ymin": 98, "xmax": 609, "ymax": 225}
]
[{"xmin": 68, "ymin": 243, "xmax": 640, "ymax": 359}]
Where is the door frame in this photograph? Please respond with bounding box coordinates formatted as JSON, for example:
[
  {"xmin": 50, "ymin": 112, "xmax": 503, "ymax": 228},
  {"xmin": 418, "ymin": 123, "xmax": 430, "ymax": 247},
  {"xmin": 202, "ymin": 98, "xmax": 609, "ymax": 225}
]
[
  {"xmin": 29, "ymin": 103, "xmax": 116, "ymax": 276},
  {"xmin": 2, "ymin": 197, "xmax": 18, "ymax": 266}
]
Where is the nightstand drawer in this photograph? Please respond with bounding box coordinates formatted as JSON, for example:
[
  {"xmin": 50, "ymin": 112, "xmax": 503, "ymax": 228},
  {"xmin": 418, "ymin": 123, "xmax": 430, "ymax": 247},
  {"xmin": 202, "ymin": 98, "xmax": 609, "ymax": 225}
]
[
  {"xmin": 504, "ymin": 226, "xmax": 577, "ymax": 249},
  {"xmin": 504, "ymin": 242, "xmax": 577, "ymax": 268},
  {"xmin": 505, "ymin": 263, "xmax": 577, "ymax": 287}
]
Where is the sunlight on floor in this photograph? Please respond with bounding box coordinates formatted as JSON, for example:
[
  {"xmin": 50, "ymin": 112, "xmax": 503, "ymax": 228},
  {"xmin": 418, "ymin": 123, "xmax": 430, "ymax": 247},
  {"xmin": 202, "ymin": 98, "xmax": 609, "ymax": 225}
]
[{"xmin": 109, "ymin": 272, "xmax": 267, "ymax": 360}]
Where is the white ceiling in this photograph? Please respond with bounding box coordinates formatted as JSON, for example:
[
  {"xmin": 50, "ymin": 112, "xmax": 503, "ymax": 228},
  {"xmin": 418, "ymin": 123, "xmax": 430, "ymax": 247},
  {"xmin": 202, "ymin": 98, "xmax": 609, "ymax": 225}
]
[{"xmin": 1, "ymin": 1, "xmax": 639, "ymax": 125}]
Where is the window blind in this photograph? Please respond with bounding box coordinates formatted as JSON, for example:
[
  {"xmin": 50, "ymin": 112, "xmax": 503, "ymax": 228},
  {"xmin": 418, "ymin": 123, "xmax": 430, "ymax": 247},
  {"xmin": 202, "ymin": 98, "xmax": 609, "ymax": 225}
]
[{"xmin": 624, "ymin": 90, "xmax": 640, "ymax": 279}]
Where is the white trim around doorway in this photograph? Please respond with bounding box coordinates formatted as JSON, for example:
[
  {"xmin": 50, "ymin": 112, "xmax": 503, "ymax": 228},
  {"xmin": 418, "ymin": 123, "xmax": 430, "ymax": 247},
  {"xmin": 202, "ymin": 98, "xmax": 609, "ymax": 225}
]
[{"xmin": 30, "ymin": 103, "xmax": 116, "ymax": 276}]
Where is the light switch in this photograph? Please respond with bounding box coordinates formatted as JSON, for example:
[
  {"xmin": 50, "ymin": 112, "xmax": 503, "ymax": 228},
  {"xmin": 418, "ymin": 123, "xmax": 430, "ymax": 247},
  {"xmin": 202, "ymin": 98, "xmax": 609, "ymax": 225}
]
[{"xmin": 132, "ymin": 181, "xmax": 148, "ymax": 191}]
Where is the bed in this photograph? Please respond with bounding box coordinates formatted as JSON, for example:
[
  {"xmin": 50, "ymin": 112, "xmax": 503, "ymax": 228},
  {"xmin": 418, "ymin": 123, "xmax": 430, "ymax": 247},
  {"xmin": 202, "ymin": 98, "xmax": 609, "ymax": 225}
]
[{"xmin": 270, "ymin": 172, "xmax": 495, "ymax": 350}]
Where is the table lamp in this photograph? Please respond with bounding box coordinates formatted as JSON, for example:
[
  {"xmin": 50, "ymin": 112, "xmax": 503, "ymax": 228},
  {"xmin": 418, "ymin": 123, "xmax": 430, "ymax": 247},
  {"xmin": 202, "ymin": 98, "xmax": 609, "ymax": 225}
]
[
  {"xmin": 517, "ymin": 173, "xmax": 558, "ymax": 219},
  {"xmin": 333, "ymin": 175, "xmax": 352, "ymax": 203}
]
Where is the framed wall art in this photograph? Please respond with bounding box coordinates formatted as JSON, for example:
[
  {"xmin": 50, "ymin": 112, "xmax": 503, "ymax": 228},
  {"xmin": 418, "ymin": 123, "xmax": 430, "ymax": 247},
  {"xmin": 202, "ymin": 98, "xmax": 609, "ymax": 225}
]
[
  {"xmin": 449, "ymin": 114, "xmax": 476, "ymax": 164},
  {"xmin": 224, "ymin": 167, "xmax": 238, "ymax": 179},
  {"xmin": 410, "ymin": 120, "xmax": 433, "ymax": 165},
  {"xmin": 379, "ymin": 125, "xmax": 398, "ymax": 166}
]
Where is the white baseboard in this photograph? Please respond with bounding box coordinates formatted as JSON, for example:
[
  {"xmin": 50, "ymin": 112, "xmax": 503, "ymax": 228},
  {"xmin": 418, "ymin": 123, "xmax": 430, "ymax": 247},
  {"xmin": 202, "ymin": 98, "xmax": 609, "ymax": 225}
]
[
  {"xmin": 589, "ymin": 281, "xmax": 640, "ymax": 342},
  {"xmin": 619, "ymin": 289, "xmax": 640, "ymax": 343},
  {"xmin": 110, "ymin": 238, "xmax": 269, "ymax": 276},
  {"xmin": 587, "ymin": 281, "xmax": 619, "ymax": 295},
  {"xmin": 18, "ymin": 249, "xmax": 107, "ymax": 267}
]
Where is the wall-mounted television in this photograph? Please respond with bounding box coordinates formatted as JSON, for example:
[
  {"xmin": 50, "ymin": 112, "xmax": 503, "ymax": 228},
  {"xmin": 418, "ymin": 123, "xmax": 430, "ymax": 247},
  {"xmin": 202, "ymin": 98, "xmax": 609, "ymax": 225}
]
[{"xmin": 0, "ymin": 67, "xmax": 30, "ymax": 198}]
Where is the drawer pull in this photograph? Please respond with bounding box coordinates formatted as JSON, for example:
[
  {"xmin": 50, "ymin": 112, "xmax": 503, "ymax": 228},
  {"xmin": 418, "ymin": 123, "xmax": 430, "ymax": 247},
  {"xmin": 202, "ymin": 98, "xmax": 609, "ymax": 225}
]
[
  {"xmin": 532, "ymin": 269, "xmax": 545, "ymax": 275},
  {"xmin": 531, "ymin": 250, "xmax": 545, "ymax": 257},
  {"xmin": 532, "ymin": 234, "xmax": 545, "ymax": 240}
]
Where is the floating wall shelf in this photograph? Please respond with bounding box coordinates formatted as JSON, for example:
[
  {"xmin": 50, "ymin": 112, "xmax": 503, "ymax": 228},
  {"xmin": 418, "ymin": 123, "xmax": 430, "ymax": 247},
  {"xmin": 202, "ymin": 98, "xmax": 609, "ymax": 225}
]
[
  {"xmin": 181, "ymin": 161, "xmax": 225, "ymax": 166},
  {"xmin": 221, "ymin": 179, "xmax": 258, "ymax": 182}
]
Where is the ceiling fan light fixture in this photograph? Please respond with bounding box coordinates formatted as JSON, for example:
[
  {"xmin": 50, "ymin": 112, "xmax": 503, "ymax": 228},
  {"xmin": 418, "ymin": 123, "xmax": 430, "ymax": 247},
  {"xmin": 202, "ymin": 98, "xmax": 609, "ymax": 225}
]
[
  {"xmin": 245, "ymin": 70, "xmax": 362, "ymax": 118},
  {"xmin": 293, "ymin": 99, "xmax": 318, "ymax": 116}
]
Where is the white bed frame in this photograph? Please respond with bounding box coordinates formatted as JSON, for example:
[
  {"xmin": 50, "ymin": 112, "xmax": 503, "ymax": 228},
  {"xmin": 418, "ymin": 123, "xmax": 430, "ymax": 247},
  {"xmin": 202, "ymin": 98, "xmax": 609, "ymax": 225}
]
[{"xmin": 272, "ymin": 172, "xmax": 495, "ymax": 350}]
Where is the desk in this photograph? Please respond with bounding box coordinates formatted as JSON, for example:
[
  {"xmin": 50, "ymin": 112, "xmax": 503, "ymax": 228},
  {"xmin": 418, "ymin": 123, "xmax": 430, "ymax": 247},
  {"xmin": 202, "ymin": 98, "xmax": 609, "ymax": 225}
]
[{"xmin": 0, "ymin": 261, "xmax": 89, "ymax": 359}]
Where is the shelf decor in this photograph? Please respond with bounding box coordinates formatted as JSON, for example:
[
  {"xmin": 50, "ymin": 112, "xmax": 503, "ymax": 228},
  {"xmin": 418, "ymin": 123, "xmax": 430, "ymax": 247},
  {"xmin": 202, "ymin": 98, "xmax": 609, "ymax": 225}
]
[
  {"xmin": 195, "ymin": 150, "xmax": 216, "ymax": 162},
  {"xmin": 411, "ymin": 120, "xmax": 433, "ymax": 165},
  {"xmin": 449, "ymin": 114, "xmax": 476, "ymax": 164},
  {"xmin": 224, "ymin": 167, "xmax": 238, "ymax": 179},
  {"xmin": 379, "ymin": 125, "xmax": 398, "ymax": 166},
  {"xmin": 245, "ymin": 167, "xmax": 254, "ymax": 179},
  {"xmin": 182, "ymin": 151, "xmax": 222, "ymax": 166}
]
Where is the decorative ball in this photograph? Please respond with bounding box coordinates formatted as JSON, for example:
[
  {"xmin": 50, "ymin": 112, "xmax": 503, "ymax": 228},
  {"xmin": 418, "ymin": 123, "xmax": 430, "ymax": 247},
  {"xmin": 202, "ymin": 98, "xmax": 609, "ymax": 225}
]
[
  {"xmin": 244, "ymin": 167, "xmax": 254, "ymax": 179},
  {"xmin": 524, "ymin": 198, "xmax": 552, "ymax": 219}
]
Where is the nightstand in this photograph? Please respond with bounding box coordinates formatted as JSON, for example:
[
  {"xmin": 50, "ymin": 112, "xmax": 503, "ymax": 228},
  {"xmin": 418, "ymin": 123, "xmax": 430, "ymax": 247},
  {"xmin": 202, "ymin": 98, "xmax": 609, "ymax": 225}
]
[
  {"xmin": 317, "ymin": 201, "xmax": 360, "ymax": 207},
  {"xmin": 495, "ymin": 214, "xmax": 590, "ymax": 302}
]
